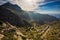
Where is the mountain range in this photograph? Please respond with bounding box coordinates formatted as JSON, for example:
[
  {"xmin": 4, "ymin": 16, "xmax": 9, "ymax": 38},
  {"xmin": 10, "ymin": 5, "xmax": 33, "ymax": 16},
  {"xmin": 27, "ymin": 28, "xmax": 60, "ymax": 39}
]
[
  {"xmin": 0, "ymin": 2, "xmax": 58, "ymax": 27},
  {"xmin": 48, "ymin": 14, "xmax": 60, "ymax": 19}
]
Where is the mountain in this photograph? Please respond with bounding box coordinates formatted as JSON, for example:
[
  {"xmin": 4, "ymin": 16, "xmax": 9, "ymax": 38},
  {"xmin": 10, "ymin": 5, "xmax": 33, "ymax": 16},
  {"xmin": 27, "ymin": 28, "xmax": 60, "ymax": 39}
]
[
  {"xmin": 1, "ymin": 2, "xmax": 31, "ymax": 21},
  {"xmin": 0, "ymin": 6, "xmax": 31, "ymax": 27},
  {"xmin": 48, "ymin": 14, "xmax": 60, "ymax": 18},
  {"xmin": 1, "ymin": 2, "xmax": 22, "ymax": 12},
  {"xmin": 28, "ymin": 12, "xmax": 58, "ymax": 24},
  {"xmin": 0, "ymin": 2, "xmax": 58, "ymax": 26}
]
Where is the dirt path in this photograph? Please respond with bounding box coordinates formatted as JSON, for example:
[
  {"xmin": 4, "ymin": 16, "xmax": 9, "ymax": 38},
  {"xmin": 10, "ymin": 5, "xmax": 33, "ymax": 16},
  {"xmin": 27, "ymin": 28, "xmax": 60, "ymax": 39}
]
[
  {"xmin": 17, "ymin": 36, "xmax": 23, "ymax": 40},
  {"xmin": 0, "ymin": 34, "xmax": 4, "ymax": 40},
  {"xmin": 40, "ymin": 26, "xmax": 51, "ymax": 39}
]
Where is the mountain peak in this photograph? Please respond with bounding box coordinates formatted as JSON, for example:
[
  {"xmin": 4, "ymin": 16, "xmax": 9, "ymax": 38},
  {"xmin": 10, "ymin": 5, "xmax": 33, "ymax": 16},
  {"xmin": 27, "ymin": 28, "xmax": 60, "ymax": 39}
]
[{"xmin": 1, "ymin": 2, "xmax": 22, "ymax": 11}]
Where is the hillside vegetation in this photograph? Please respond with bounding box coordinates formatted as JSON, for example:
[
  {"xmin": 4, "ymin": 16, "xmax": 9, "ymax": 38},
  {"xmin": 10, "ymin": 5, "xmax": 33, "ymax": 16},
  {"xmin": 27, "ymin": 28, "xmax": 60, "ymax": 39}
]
[{"xmin": 0, "ymin": 21, "xmax": 60, "ymax": 40}]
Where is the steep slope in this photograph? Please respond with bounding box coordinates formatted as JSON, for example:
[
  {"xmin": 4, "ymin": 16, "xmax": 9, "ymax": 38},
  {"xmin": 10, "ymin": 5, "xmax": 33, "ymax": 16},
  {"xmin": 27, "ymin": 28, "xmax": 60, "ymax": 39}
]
[
  {"xmin": 1, "ymin": 2, "xmax": 31, "ymax": 21},
  {"xmin": 0, "ymin": 2, "xmax": 58, "ymax": 25},
  {"xmin": 0, "ymin": 6, "xmax": 31, "ymax": 27},
  {"xmin": 1, "ymin": 2, "xmax": 22, "ymax": 12}
]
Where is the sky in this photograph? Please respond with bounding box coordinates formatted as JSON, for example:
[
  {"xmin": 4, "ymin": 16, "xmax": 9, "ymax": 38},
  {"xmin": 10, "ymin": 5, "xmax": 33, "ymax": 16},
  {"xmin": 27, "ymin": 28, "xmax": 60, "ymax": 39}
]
[{"xmin": 0, "ymin": 0, "xmax": 60, "ymax": 14}]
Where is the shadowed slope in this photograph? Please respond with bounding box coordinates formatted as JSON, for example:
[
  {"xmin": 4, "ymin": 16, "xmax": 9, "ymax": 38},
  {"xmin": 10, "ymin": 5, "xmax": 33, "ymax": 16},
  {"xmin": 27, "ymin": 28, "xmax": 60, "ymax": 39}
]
[{"xmin": 0, "ymin": 6, "xmax": 26, "ymax": 26}]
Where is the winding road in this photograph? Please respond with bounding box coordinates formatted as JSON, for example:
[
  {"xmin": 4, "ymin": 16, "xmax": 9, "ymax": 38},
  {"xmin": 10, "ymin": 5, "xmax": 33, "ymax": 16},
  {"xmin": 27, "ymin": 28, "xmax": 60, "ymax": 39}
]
[{"xmin": 40, "ymin": 25, "xmax": 51, "ymax": 39}]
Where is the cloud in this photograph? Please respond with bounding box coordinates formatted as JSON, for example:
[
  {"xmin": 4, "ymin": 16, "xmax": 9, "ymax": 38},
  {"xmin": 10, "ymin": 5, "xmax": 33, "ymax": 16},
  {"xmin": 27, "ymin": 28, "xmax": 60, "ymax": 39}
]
[
  {"xmin": 0, "ymin": 0, "xmax": 59, "ymax": 14},
  {"xmin": 0, "ymin": 0, "xmax": 7, "ymax": 5},
  {"xmin": 36, "ymin": 0, "xmax": 60, "ymax": 14},
  {"xmin": 35, "ymin": 10, "xmax": 60, "ymax": 14},
  {"xmin": 0, "ymin": 0, "xmax": 16, "ymax": 5},
  {"xmin": 16, "ymin": 0, "xmax": 45, "ymax": 11},
  {"xmin": 0, "ymin": 0, "xmax": 45, "ymax": 11}
]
